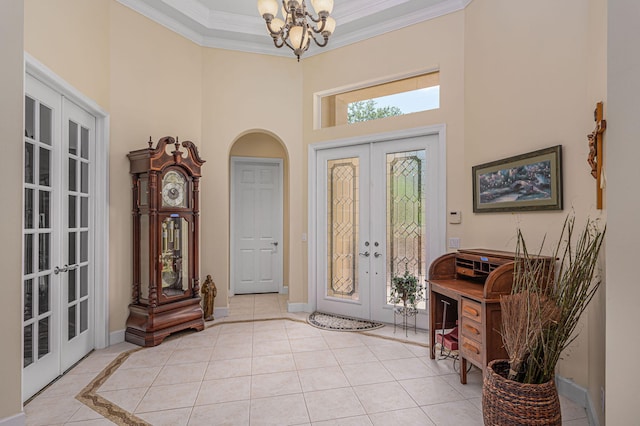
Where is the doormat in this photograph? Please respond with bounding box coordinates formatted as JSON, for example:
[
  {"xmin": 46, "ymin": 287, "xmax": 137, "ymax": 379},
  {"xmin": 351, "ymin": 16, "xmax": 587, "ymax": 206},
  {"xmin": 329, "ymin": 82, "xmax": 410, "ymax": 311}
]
[{"xmin": 307, "ymin": 312, "xmax": 385, "ymax": 332}]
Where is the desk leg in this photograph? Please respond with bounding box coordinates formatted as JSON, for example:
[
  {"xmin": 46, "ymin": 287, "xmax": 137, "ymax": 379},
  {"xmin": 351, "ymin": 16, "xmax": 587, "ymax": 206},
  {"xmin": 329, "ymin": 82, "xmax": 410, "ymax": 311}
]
[{"xmin": 460, "ymin": 357, "xmax": 468, "ymax": 384}]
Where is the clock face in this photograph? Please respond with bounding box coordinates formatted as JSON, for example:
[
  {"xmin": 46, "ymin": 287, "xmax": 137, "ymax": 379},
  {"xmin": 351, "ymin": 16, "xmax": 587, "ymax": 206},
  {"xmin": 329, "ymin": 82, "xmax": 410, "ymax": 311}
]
[{"xmin": 161, "ymin": 170, "xmax": 187, "ymax": 207}]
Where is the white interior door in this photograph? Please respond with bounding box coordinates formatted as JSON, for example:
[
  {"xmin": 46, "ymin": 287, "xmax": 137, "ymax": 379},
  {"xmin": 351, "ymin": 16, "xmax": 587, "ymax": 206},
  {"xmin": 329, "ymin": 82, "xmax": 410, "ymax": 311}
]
[
  {"xmin": 22, "ymin": 75, "xmax": 96, "ymax": 401},
  {"xmin": 316, "ymin": 134, "xmax": 442, "ymax": 328},
  {"xmin": 231, "ymin": 158, "xmax": 283, "ymax": 294}
]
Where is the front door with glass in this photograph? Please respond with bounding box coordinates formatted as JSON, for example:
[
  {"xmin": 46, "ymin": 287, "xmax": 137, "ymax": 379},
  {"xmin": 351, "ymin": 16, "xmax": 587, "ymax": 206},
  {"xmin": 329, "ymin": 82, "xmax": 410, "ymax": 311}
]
[{"xmin": 316, "ymin": 134, "xmax": 442, "ymax": 329}]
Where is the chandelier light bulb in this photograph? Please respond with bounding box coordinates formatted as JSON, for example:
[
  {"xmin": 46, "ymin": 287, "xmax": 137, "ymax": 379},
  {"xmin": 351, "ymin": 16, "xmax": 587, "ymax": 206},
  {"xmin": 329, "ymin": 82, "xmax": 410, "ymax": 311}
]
[
  {"xmin": 257, "ymin": 0, "xmax": 278, "ymax": 18},
  {"xmin": 322, "ymin": 16, "xmax": 336, "ymax": 35},
  {"xmin": 311, "ymin": 0, "xmax": 334, "ymax": 15}
]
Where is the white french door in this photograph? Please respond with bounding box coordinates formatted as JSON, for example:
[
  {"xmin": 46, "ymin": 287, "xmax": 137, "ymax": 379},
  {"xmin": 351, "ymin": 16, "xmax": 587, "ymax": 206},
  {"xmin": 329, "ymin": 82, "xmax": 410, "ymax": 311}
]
[
  {"xmin": 22, "ymin": 75, "xmax": 96, "ymax": 401},
  {"xmin": 231, "ymin": 158, "xmax": 283, "ymax": 294},
  {"xmin": 316, "ymin": 133, "xmax": 444, "ymax": 328}
]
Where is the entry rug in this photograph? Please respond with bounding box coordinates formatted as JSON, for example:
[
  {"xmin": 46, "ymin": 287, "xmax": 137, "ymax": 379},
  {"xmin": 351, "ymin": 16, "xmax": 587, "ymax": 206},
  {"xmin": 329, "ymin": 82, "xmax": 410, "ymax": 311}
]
[{"xmin": 307, "ymin": 311, "xmax": 385, "ymax": 332}]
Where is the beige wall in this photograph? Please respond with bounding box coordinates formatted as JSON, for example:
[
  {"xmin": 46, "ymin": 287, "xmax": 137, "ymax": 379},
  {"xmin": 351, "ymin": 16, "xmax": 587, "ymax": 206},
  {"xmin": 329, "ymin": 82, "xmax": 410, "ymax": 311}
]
[
  {"xmin": 12, "ymin": 1, "xmax": 617, "ymax": 422},
  {"xmin": 0, "ymin": 0, "xmax": 24, "ymax": 420}
]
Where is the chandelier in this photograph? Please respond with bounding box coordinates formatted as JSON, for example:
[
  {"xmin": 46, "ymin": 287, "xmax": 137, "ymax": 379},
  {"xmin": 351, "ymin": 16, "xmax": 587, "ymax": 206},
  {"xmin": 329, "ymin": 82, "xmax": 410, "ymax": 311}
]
[{"xmin": 257, "ymin": 0, "xmax": 336, "ymax": 61}]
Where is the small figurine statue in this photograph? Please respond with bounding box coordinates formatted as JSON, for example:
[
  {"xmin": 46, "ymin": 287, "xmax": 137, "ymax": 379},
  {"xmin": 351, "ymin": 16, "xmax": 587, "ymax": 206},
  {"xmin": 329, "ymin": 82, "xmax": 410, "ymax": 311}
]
[{"xmin": 201, "ymin": 274, "xmax": 217, "ymax": 321}]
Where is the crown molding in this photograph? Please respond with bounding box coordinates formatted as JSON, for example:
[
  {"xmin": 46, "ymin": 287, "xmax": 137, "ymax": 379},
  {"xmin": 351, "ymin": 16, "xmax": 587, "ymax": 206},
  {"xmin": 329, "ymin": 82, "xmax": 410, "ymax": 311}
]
[{"xmin": 116, "ymin": 0, "xmax": 473, "ymax": 59}]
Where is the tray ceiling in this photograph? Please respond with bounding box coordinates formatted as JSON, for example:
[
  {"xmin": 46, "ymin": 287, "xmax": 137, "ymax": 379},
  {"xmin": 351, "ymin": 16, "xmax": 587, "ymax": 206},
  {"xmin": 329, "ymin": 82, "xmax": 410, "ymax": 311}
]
[{"xmin": 117, "ymin": 0, "xmax": 471, "ymax": 58}]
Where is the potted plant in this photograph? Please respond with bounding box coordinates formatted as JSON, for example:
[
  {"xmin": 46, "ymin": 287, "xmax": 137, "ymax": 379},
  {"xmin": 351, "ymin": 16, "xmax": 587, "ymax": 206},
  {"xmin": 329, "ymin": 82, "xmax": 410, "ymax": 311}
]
[
  {"xmin": 483, "ymin": 215, "xmax": 606, "ymax": 425},
  {"xmin": 389, "ymin": 267, "xmax": 424, "ymax": 308}
]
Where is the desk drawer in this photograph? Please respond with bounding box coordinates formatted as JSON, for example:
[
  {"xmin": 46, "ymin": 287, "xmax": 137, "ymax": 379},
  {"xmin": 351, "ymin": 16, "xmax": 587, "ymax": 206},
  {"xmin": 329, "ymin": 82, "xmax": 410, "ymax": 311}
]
[
  {"xmin": 461, "ymin": 298, "xmax": 482, "ymax": 321},
  {"xmin": 460, "ymin": 335, "xmax": 482, "ymax": 366},
  {"xmin": 460, "ymin": 316, "xmax": 482, "ymax": 342}
]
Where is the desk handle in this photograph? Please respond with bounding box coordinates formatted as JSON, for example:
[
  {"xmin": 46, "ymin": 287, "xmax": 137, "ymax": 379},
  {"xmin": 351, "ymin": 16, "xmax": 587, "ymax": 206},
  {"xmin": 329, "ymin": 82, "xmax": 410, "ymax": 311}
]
[
  {"xmin": 463, "ymin": 306, "xmax": 479, "ymax": 317},
  {"xmin": 463, "ymin": 324, "xmax": 480, "ymax": 335},
  {"xmin": 463, "ymin": 342, "xmax": 480, "ymax": 354}
]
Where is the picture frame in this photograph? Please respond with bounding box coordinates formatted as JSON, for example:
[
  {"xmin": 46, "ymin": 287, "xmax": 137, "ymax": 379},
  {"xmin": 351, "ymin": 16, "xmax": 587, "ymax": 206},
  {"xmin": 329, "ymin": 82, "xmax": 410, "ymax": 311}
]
[{"xmin": 472, "ymin": 145, "xmax": 563, "ymax": 213}]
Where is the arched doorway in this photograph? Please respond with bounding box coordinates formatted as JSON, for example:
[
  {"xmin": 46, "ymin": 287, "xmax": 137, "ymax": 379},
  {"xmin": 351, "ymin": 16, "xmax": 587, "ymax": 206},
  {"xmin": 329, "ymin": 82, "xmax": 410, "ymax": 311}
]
[{"xmin": 229, "ymin": 132, "xmax": 290, "ymax": 295}]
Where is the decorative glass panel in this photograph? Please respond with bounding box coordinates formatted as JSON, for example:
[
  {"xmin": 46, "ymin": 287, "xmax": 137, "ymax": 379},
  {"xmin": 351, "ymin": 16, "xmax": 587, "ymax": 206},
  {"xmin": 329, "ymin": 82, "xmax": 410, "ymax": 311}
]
[
  {"xmin": 386, "ymin": 150, "xmax": 426, "ymax": 309},
  {"xmin": 25, "ymin": 188, "xmax": 34, "ymax": 229},
  {"xmin": 160, "ymin": 216, "xmax": 189, "ymax": 296},
  {"xmin": 80, "ymin": 300, "xmax": 88, "ymax": 333},
  {"xmin": 69, "ymin": 158, "xmax": 77, "ymax": 191},
  {"xmin": 68, "ymin": 269, "xmax": 76, "ymax": 303},
  {"xmin": 38, "ymin": 233, "xmax": 50, "ymax": 271},
  {"xmin": 25, "ymin": 143, "xmax": 34, "ymax": 184},
  {"xmin": 39, "ymin": 104, "xmax": 52, "ymax": 145},
  {"xmin": 80, "ymin": 265, "xmax": 88, "ymax": 297},
  {"xmin": 39, "ymin": 147, "xmax": 50, "ymax": 186},
  {"xmin": 326, "ymin": 158, "xmax": 359, "ymax": 300},
  {"xmin": 68, "ymin": 231, "xmax": 76, "ymax": 264},
  {"xmin": 38, "ymin": 275, "xmax": 50, "ymax": 315},
  {"xmin": 24, "ymin": 324, "xmax": 33, "ymax": 367},
  {"xmin": 38, "ymin": 317, "xmax": 49, "ymax": 358},
  {"xmin": 81, "ymin": 196, "xmax": 88, "ymax": 227},
  {"xmin": 69, "ymin": 121, "xmax": 78, "ymax": 155},
  {"xmin": 69, "ymin": 195, "xmax": 77, "ymax": 228},
  {"xmin": 68, "ymin": 305, "xmax": 76, "ymax": 340},
  {"xmin": 25, "ymin": 96, "xmax": 35, "ymax": 139},
  {"xmin": 81, "ymin": 162, "xmax": 88, "ymax": 194},
  {"xmin": 81, "ymin": 127, "xmax": 89, "ymax": 159},
  {"xmin": 24, "ymin": 279, "xmax": 33, "ymax": 321},
  {"xmin": 80, "ymin": 231, "xmax": 88, "ymax": 263},
  {"xmin": 39, "ymin": 190, "xmax": 50, "ymax": 228},
  {"xmin": 24, "ymin": 234, "xmax": 33, "ymax": 275}
]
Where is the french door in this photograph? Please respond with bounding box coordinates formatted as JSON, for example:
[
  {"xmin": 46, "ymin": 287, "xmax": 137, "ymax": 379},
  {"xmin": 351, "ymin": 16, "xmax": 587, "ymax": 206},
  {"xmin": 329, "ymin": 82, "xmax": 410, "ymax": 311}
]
[
  {"xmin": 22, "ymin": 75, "xmax": 96, "ymax": 401},
  {"xmin": 316, "ymin": 134, "xmax": 443, "ymax": 328},
  {"xmin": 231, "ymin": 158, "xmax": 283, "ymax": 294}
]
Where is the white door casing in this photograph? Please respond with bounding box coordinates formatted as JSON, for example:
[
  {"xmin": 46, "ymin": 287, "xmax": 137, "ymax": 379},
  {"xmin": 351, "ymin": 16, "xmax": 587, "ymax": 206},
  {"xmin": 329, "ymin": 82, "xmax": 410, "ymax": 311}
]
[
  {"xmin": 231, "ymin": 158, "xmax": 284, "ymax": 294},
  {"xmin": 309, "ymin": 126, "xmax": 446, "ymax": 328}
]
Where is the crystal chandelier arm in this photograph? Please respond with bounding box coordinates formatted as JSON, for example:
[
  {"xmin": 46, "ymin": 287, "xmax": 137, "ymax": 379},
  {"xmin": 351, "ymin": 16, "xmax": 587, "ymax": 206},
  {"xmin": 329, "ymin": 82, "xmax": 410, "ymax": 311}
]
[{"xmin": 305, "ymin": 12, "xmax": 327, "ymax": 33}]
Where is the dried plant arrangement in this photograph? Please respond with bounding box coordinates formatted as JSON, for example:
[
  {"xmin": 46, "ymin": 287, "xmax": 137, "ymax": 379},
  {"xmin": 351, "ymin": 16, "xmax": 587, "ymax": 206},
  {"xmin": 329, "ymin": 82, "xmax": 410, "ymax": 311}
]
[{"xmin": 500, "ymin": 215, "xmax": 605, "ymax": 384}]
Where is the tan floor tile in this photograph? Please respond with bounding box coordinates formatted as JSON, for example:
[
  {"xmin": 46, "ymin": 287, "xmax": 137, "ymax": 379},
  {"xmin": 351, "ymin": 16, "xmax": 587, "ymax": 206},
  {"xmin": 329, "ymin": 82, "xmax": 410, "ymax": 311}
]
[
  {"xmin": 297, "ymin": 366, "xmax": 350, "ymax": 392},
  {"xmin": 369, "ymin": 407, "xmax": 435, "ymax": 425},
  {"xmin": 189, "ymin": 400, "xmax": 250, "ymax": 426},
  {"xmin": 251, "ymin": 371, "xmax": 302, "ymax": 399},
  {"xmin": 399, "ymin": 376, "xmax": 465, "ymax": 406},
  {"xmin": 560, "ymin": 396, "xmax": 589, "ymax": 421},
  {"xmin": 177, "ymin": 328, "xmax": 219, "ymax": 348},
  {"xmin": 153, "ymin": 362, "xmax": 208, "ymax": 386},
  {"xmin": 195, "ymin": 376, "xmax": 251, "ymax": 405},
  {"xmin": 341, "ymin": 361, "xmax": 395, "ymax": 386},
  {"xmin": 96, "ymin": 387, "xmax": 148, "ymax": 413},
  {"xmin": 312, "ymin": 416, "xmax": 373, "ymax": 426},
  {"xmin": 253, "ymin": 338, "xmax": 291, "ymax": 357},
  {"xmin": 353, "ymin": 382, "xmax": 417, "ymax": 414},
  {"xmin": 293, "ymin": 349, "xmax": 339, "ymax": 370},
  {"xmin": 211, "ymin": 341, "xmax": 253, "ymax": 360},
  {"xmin": 332, "ymin": 346, "xmax": 378, "ymax": 366},
  {"xmin": 251, "ymin": 353, "xmax": 296, "ymax": 375},
  {"xmin": 166, "ymin": 346, "xmax": 214, "ymax": 365},
  {"xmin": 137, "ymin": 407, "xmax": 192, "ymax": 426},
  {"xmin": 304, "ymin": 387, "xmax": 366, "ymax": 422},
  {"xmin": 205, "ymin": 357, "xmax": 252, "ymax": 380},
  {"xmin": 219, "ymin": 322, "xmax": 254, "ymax": 335},
  {"xmin": 101, "ymin": 365, "xmax": 161, "ymax": 391},
  {"xmin": 252, "ymin": 328, "xmax": 289, "ymax": 342},
  {"xmin": 66, "ymin": 404, "xmax": 104, "ymax": 422},
  {"xmin": 322, "ymin": 332, "xmax": 366, "ymax": 349},
  {"xmin": 382, "ymin": 357, "xmax": 437, "ymax": 381},
  {"xmin": 250, "ymin": 393, "xmax": 309, "ymax": 426},
  {"xmin": 420, "ymin": 399, "xmax": 483, "ymax": 426},
  {"xmin": 368, "ymin": 343, "xmax": 416, "ymax": 361},
  {"xmin": 135, "ymin": 382, "xmax": 201, "ymax": 413},
  {"xmin": 120, "ymin": 349, "xmax": 172, "ymax": 369},
  {"xmin": 24, "ymin": 395, "xmax": 85, "ymax": 426}
]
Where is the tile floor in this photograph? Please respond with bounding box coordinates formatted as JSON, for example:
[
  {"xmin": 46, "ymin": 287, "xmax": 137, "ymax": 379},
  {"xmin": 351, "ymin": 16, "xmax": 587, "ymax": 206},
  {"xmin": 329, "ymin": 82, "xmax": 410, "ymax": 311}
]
[{"xmin": 24, "ymin": 294, "xmax": 591, "ymax": 425}]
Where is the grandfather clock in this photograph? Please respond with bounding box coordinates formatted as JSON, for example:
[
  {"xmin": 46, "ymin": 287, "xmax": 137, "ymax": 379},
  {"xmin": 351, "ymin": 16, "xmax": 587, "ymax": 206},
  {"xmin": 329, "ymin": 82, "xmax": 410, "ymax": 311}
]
[{"xmin": 125, "ymin": 136, "xmax": 205, "ymax": 346}]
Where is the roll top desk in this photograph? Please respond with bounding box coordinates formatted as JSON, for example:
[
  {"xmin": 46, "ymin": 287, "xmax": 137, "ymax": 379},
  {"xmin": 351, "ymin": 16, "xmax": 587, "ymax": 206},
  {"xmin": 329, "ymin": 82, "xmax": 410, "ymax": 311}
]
[{"xmin": 428, "ymin": 249, "xmax": 554, "ymax": 383}]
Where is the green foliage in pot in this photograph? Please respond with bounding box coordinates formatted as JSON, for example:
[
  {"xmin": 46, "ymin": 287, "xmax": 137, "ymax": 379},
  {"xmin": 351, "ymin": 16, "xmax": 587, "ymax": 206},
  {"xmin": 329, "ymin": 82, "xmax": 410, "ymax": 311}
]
[
  {"xmin": 389, "ymin": 267, "xmax": 424, "ymax": 307},
  {"xmin": 500, "ymin": 215, "xmax": 606, "ymax": 384}
]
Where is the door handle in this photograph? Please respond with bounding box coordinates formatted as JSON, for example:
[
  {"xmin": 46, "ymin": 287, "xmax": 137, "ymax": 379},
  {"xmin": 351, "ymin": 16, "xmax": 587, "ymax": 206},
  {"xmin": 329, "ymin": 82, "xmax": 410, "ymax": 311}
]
[
  {"xmin": 374, "ymin": 252, "xmax": 382, "ymax": 258},
  {"xmin": 54, "ymin": 264, "xmax": 78, "ymax": 274},
  {"xmin": 271, "ymin": 242, "xmax": 278, "ymax": 246},
  {"xmin": 359, "ymin": 251, "xmax": 370, "ymax": 257}
]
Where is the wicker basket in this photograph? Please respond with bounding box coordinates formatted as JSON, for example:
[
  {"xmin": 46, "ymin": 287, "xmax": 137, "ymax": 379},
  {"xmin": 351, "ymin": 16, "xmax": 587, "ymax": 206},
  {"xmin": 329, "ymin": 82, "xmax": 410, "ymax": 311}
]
[{"xmin": 483, "ymin": 359, "xmax": 561, "ymax": 426}]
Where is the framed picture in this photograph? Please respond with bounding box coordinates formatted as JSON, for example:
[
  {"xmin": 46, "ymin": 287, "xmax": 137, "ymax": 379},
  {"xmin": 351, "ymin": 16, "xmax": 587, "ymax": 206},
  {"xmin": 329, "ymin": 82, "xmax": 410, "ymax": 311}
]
[{"xmin": 472, "ymin": 145, "xmax": 563, "ymax": 213}]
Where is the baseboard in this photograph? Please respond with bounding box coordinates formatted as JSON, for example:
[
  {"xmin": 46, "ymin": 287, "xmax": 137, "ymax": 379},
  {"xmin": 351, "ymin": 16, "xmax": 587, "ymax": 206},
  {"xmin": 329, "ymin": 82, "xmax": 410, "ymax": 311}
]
[
  {"xmin": 109, "ymin": 329, "xmax": 125, "ymax": 345},
  {"xmin": 0, "ymin": 412, "xmax": 25, "ymax": 426},
  {"xmin": 555, "ymin": 375, "xmax": 599, "ymax": 426},
  {"xmin": 214, "ymin": 306, "xmax": 229, "ymax": 318},
  {"xmin": 279, "ymin": 286, "xmax": 289, "ymax": 295},
  {"xmin": 287, "ymin": 301, "xmax": 311, "ymax": 313}
]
